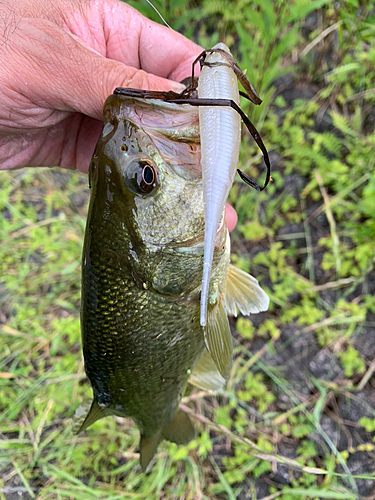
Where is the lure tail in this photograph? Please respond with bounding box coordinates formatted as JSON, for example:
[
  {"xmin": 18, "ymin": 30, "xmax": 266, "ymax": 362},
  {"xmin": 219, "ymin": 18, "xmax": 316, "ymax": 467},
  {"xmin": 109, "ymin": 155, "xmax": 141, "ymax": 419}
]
[{"xmin": 199, "ymin": 183, "xmax": 231, "ymax": 326}]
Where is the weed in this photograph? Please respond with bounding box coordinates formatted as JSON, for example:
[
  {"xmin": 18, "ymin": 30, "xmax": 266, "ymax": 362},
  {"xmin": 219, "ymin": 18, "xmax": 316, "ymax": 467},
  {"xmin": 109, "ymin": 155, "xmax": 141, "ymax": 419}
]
[{"xmin": 1, "ymin": 1, "xmax": 375, "ymax": 498}]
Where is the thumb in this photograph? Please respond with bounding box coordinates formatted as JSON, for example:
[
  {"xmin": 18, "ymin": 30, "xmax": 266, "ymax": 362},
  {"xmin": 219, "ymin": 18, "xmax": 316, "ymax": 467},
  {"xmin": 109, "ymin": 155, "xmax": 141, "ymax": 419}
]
[{"xmin": 10, "ymin": 17, "xmax": 186, "ymax": 122}]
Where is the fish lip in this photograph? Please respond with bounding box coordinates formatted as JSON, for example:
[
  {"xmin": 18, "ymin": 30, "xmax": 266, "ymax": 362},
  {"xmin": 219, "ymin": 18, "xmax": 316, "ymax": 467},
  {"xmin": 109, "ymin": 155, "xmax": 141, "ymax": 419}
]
[
  {"xmin": 163, "ymin": 214, "xmax": 225, "ymax": 251},
  {"xmin": 216, "ymin": 215, "xmax": 224, "ymax": 235}
]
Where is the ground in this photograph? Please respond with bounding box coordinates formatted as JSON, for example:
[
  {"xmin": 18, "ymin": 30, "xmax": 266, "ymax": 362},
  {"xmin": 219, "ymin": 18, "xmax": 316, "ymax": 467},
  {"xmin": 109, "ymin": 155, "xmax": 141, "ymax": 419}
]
[{"xmin": 1, "ymin": 1, "xmax": 375, "ymax": 499}]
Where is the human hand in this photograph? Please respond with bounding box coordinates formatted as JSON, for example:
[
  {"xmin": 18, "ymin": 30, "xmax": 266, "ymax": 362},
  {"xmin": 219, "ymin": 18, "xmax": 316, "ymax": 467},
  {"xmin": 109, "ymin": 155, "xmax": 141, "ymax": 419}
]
[
  {"xmin": 0, "ymin": 0, "xmax": 201, "ymax": 172},
  {"xmin": 225, "ymin": 204, "xmax": 238, "ymax": 233},
  {"xmin": 0, "ymin": 0, "xmax": 237, "ymax": 231}
]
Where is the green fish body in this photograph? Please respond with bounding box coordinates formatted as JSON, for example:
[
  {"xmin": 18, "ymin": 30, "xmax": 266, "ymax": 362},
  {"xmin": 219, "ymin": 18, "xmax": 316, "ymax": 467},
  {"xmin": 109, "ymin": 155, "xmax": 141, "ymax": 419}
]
[{"xmin": 75, "ymin": 94, "xmax": 269, "ymax": 471}]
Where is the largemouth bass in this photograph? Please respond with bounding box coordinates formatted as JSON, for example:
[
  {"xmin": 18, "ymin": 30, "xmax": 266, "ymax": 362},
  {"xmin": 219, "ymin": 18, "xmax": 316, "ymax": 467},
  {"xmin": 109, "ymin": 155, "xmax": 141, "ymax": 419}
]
[{"xmin": 74, "ymin": 93, "xmax": 269, "ymax": 471}]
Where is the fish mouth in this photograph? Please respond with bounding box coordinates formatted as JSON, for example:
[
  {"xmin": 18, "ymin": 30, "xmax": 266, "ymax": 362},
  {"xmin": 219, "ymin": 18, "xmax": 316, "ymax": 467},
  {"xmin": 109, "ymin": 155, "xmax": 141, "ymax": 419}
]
[
  {"xmin": 215, "ymin": 214, "xmax": 225, "ymax": 235},
  {"xmin": 168, "ymin": 213, "xmax": 225, "ymax": 252}
]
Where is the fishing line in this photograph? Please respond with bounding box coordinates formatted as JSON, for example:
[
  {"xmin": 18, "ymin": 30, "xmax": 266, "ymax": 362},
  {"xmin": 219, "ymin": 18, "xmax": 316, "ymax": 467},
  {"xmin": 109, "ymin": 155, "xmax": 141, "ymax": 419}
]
[{"xmin": 143, "ymin": 0, "xmax": 172, "ymax": 29}]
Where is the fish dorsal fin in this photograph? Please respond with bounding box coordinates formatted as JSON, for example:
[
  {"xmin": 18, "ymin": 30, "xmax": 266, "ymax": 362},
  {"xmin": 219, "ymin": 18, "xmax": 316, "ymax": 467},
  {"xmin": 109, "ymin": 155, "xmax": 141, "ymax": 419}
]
[
  {"xmin": 189, "ymin": 348, "xmax": 226, "ymax": 392},
  {"xmin": 204, "ymin": 296, "xmax": 232, "ymax": 379},
  {"xmin": 140, "ymin": 431, "xmax": 162, "ymax": 472},
  {"xmin": 162, "ymin": 408, "xmax": 196, "ymax": 444},
  {"xmin": 225, "ymin": 264, "xmax": 269, "ymax": 317},
  {"xmin": 72, "ymin": 399, "xmax": 106, "ymax": 434}
]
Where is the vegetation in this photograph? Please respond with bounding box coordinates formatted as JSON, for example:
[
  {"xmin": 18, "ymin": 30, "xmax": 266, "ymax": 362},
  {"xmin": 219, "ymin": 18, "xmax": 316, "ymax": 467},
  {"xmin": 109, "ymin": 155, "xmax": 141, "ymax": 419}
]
[{"xmin": 1, "ymin": 0, "xmax": 374, "ymax": 498}]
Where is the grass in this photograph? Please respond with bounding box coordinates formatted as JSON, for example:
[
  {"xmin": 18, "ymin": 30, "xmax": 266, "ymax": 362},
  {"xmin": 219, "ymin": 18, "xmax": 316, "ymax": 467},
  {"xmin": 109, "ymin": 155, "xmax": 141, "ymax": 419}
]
[{"xmin": 1, "ymin": 1, "xmax": 375, "ymax": 498}]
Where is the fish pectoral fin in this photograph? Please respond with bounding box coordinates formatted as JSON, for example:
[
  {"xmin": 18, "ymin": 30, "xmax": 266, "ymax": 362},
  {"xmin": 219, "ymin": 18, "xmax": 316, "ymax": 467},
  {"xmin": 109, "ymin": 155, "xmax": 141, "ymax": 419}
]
[
  {"xmin": 204, "ymin": 297, "xmax": 232, "ymax": 379},
  {"xmin": 162, "ymin": 408, "xmax": 196, "ymax": 445},
  {"xmin": 140, "ymin": 431, "xmax": 162, "ymax": 472},
  {"xmin": 189, "ymin": 348, "xmax": 226, "ymax": 392},
  {"xmin": 72, "ymin": 399, "xmax": 106, "ymax": 434},
  {"xmin": 225, "ymin": 264, "xmax": 269, "ymax": 317}
]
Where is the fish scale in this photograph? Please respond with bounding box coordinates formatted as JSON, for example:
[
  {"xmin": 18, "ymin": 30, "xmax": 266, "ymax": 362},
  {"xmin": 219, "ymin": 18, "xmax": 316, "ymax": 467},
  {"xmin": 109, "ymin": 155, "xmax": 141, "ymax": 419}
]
[{"xmin": 83, "ymin": 246, "xmax": 204, "ymax": 434}]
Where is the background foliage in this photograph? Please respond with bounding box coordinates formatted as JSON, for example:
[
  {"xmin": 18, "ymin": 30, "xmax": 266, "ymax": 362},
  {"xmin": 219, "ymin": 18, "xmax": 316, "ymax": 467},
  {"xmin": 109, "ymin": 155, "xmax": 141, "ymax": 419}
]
[{"xmin": 1, "ymin": 0, "xmax": 375, "ymax": 498}]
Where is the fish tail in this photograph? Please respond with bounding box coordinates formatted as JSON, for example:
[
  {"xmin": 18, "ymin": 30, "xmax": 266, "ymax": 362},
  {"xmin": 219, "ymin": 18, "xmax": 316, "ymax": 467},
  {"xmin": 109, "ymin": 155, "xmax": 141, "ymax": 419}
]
[{"xmin": 140, "ymin": 409, "xmax": 196, "ymax": 471}]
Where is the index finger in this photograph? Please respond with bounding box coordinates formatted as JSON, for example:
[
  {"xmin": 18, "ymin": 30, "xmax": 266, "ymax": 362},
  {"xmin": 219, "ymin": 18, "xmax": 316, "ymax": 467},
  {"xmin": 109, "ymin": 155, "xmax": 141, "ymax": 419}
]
[{"xmin": 101, "ymin": 2, "xmax": 202, "ymax": 82}]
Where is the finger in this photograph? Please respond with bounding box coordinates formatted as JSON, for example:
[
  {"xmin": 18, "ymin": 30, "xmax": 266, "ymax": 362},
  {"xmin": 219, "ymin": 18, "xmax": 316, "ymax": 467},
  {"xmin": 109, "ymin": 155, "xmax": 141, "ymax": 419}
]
[
  {"xmin": 225, "ymin": 203, "xmax": 238, "ymax": 232},
  {"xmin": 9, "ymin": 17, "xmax": 190, "ymax": 123},
  {"xmin": 96, "ymin": 1, "xmax": 202, "ymax": 82}
]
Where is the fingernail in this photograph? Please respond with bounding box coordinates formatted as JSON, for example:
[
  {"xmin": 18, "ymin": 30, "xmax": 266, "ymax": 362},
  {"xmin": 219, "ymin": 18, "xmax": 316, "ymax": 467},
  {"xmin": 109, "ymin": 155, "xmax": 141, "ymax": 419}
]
[{"xmin": 168, "ymin": 81, "xmax": 186, "ymax": 92}]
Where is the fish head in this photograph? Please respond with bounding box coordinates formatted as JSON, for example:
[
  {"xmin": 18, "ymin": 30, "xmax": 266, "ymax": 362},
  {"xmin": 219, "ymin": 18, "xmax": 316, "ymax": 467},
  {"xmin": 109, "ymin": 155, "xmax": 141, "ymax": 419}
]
[
  {"xmin": 89, "ymin": 93, "xmax": 206, "ymax": 248},
  {"xmin": 86, "ymin": 94, "xmax": 230, "ymax": 298}
]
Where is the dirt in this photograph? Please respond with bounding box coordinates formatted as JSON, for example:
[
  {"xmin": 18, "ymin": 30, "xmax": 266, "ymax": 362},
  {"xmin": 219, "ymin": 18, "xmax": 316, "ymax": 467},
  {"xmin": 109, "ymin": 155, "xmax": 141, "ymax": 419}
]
[{"xmin": 232, "ymin": 76, "xmax": 375, "ymax": 497}]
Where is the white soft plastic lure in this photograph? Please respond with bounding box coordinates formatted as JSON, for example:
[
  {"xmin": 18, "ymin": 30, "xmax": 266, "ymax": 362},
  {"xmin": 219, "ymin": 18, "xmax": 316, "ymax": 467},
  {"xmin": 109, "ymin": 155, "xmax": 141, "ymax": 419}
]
[
  {"xmin": 198, "ymin": 43, "xmax": 241, "ymax": 327},
  {"xmin": 112, "ymin": 42, "xmax": 270, "ymax": 329}
]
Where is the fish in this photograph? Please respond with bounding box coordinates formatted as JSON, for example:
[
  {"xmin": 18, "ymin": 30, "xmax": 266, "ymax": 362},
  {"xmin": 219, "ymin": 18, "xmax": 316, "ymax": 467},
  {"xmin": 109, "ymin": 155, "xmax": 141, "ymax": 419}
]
[{"xmin": 73, "ymin": 92, "xmax": 269, "ymax": 471}]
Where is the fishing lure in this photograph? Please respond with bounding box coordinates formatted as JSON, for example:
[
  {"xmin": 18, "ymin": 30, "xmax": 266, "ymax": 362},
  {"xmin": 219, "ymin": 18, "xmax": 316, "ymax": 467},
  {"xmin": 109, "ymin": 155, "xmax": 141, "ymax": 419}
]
[
  {"xmin": 114, "ymin": 44, "xmax": 271, "ymax": 327},
  {"xmin": 114, "ymin": 48, "xmax": 270, "ymax": 190}
]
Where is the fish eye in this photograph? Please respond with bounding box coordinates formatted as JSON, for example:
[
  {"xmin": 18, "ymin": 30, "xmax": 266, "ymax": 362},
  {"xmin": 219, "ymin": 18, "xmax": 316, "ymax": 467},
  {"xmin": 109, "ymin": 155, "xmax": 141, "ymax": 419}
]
[
  {"xmin": 141, "ymin": 165, "xmax": 154, "ymax": 190},
  {"xmin": 123, "ymin": 159, "xmax": 158, "ymax": 195}
]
